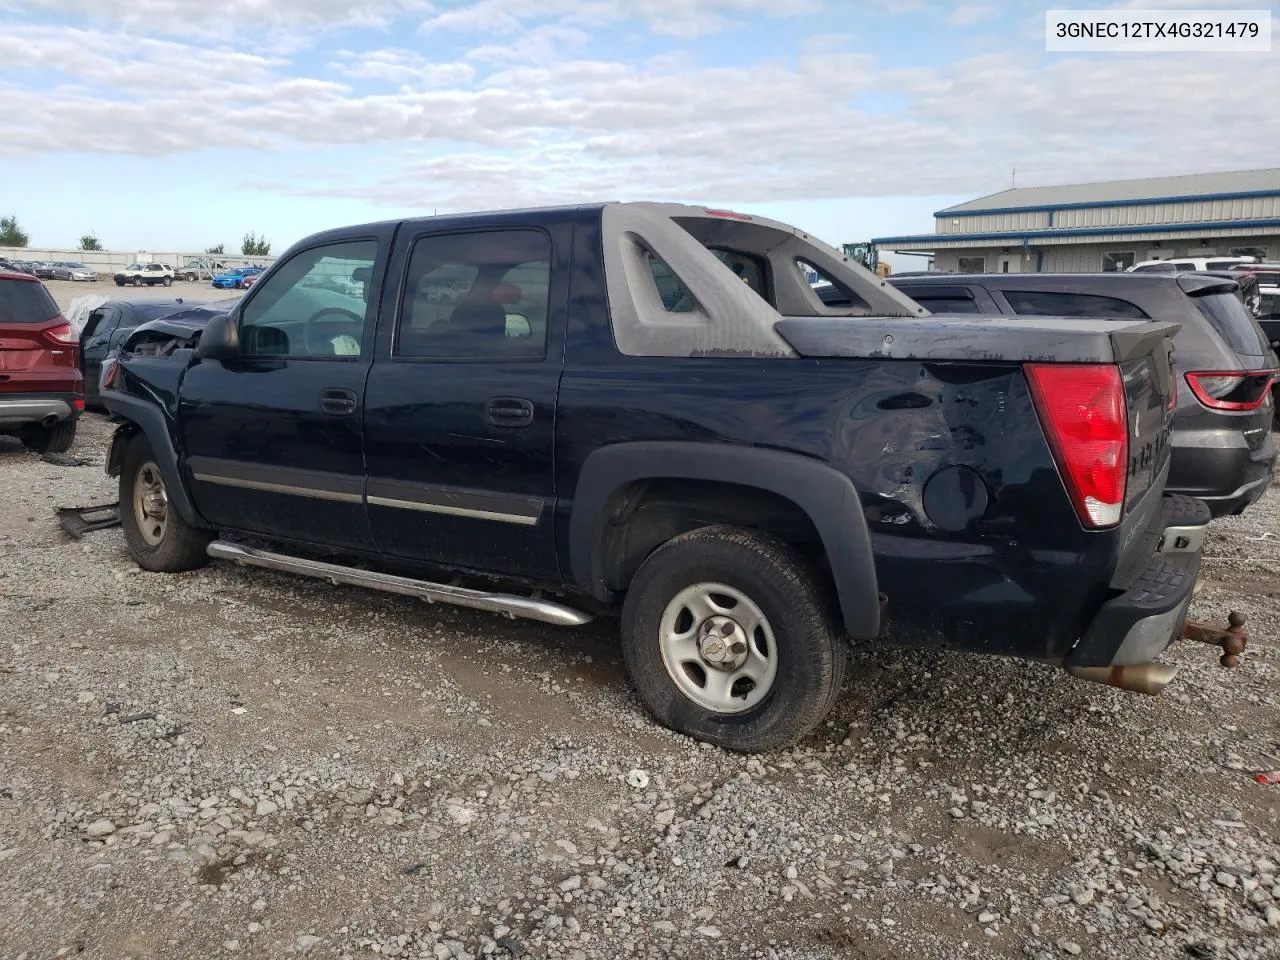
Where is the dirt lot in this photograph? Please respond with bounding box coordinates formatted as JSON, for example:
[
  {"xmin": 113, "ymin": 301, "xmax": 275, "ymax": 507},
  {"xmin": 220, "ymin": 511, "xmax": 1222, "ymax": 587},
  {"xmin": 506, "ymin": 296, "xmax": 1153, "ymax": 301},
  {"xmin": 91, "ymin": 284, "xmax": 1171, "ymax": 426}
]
[{"xmin": 1, "ymin": 414, "xmax": 1278, "ymax": 960}]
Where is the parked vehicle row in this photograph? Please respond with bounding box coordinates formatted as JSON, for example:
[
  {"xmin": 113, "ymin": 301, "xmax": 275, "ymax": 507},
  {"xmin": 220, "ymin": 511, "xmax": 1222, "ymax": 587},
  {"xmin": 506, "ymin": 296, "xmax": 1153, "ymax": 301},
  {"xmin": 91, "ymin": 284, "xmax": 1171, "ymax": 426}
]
[{"xmin": 30, "ymin": 260, "xmax": 99, "ymax": 281}]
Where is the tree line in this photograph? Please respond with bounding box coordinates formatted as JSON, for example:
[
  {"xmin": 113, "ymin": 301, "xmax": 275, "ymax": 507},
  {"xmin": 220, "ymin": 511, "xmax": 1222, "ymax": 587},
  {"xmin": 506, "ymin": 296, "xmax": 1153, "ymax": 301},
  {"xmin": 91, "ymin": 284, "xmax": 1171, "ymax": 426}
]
[{"xmin": 1, "ymin": 216, "xmax": 271, "ymax": 256}]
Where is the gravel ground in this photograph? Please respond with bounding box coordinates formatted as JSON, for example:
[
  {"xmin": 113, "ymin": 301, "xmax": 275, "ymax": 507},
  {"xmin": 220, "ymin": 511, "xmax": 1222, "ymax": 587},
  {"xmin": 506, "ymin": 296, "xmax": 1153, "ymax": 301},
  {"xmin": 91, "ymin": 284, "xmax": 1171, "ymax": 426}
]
[{"xmin": 2, "ymin": 414, "xmax": 1278, "ymax": 960}]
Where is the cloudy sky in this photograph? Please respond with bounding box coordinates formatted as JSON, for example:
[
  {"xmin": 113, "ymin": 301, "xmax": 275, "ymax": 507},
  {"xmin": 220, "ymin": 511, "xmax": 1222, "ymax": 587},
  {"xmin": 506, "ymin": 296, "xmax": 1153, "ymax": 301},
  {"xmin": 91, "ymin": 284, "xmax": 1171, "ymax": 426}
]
[{"xmin": 0, "ymin": 0, "xmax": 1277, "ymax": 259}]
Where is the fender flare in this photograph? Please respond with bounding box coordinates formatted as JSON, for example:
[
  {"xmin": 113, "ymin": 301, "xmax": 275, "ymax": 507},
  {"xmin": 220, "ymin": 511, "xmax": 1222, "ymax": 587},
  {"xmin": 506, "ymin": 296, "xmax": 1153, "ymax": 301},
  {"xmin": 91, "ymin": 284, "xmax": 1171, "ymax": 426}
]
[
  {"xmin": 569, "ymin": 441, "xmax": 880, "ymax": 639},
  {"xmin": 102, "ymin": 393, "xmax": 209, "ymax": 529}
]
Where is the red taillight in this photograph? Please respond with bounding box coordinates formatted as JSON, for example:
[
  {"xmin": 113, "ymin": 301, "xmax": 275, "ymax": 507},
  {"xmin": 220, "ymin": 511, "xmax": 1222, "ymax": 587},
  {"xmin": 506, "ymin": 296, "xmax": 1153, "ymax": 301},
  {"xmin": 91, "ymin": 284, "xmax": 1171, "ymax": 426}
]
[
  {"xmin": 73, "ymin": 397, "xmax": 86, "ymax": 411},
  {"xmin": 1026, "ymin": 364, "xmax": 1128, "ymax": 529},
  {"xmin": 1184, "ymin": 371, "xmax": 1275, "ymax": 411},
  {"xmin": 101, "ymin": 358, "xmax": 120, "ymax": 391},
  {"xmin": 44, "ymin": 321, "xmax": 76, "ymax": 344}
]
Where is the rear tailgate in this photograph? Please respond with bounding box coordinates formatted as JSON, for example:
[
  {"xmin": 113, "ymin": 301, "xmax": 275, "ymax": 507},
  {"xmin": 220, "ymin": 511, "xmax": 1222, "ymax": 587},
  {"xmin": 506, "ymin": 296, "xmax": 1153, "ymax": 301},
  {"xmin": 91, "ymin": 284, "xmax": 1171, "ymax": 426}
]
[
  {"xmin": 0, "ymin": 277, "xmax": 79, "ymax": 393},
  {"xmin": 1119, "ymin": 343, "xmax": 1176, "ymax": 512},
  {"xmin": 775, "ymin": 312, "xmax": 1178, "ymax": 534}
]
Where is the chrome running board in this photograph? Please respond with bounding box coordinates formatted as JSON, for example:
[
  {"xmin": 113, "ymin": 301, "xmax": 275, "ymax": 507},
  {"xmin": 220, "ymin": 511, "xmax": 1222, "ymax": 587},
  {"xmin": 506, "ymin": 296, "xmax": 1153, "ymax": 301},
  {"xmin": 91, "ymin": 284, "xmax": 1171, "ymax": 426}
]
[{"xmin": 207, "ymin": 541, "xmax": 593, "ymax": 628}]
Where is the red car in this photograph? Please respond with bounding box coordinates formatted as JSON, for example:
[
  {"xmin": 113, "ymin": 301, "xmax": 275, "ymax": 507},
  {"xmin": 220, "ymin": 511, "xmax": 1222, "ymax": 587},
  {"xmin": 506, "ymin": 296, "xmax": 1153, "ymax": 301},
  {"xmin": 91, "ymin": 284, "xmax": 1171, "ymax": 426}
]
[{"xmin": 0, "ymin": 269, "xmax": 83, "ymax": 453}]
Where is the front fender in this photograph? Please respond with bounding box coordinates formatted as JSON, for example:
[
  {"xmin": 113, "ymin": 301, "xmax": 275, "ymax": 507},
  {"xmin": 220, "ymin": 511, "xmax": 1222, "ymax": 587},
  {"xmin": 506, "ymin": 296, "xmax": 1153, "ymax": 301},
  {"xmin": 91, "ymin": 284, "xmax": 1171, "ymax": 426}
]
[
  {"xmin": 569, "ymin": 441, "xmax": 880, "ymax": 639},
  {"xmin": 102, "ymin": 392, "xmax": 209, "ymax": 529}
]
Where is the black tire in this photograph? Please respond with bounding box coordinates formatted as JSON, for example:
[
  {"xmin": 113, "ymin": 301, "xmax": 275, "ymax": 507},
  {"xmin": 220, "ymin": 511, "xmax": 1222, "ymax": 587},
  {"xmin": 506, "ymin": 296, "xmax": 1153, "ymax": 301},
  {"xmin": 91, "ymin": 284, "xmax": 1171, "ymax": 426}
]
[
  {"xmin": 131, "ymin": 276, "xmax": 143, "ymax": 287},
  {"xmin": 115, "ymin": 279, "xmax": 125, "ymax": 287},
  {"xmin": 620, "ymin": 525, "xmax": 847, "ymax": 752},
  {"xmin": 22, "ymin": 418, "xmax": 77, "ymax": 454},
  {"xmin": 163, "ymin": 277, "xmax": 172, "ymax": 287},
  {"xmin": 119, "ymin": 434, "xmax": 212, "ymax": 573}
]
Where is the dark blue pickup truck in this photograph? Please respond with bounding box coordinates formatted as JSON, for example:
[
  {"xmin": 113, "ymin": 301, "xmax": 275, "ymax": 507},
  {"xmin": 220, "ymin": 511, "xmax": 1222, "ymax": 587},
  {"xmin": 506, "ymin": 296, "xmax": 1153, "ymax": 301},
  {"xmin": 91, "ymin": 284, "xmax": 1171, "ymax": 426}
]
[{"xmin": 98, "ymin": 203, "xmax": 1241, "ymax": 751}]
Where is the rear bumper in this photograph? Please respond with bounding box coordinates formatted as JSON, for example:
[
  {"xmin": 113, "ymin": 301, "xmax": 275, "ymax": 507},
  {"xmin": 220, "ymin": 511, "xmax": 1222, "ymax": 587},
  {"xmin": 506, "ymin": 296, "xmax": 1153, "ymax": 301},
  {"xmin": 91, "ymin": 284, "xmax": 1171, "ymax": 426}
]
[
  {"xmin": 1168, "ymin": 425, "xmax": 1275, "ymax": 517},
  {"xmin": 1066, "ymin": 494, "xmax": 1210, "ymax": 669},
  {"xmin": 0, "ymin": 393, "xmax": 81, "ymax": 429}
]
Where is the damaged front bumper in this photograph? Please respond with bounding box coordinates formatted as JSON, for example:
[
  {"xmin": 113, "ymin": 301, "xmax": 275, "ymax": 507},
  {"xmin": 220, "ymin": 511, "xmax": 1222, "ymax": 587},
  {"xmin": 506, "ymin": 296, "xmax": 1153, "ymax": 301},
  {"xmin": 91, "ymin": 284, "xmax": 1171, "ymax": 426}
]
[{"xmin": 1063, "ymin": 493, "xmax": 1248, "ymax": 694}]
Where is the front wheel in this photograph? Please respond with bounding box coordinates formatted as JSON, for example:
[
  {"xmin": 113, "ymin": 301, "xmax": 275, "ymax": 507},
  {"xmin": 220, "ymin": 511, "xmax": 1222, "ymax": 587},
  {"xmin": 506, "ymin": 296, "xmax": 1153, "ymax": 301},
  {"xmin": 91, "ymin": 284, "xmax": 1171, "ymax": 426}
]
[
  {"xmin": 131, "ymin": 276, "xmax": 143, "ymax": 287},
  {"xmin": 22, "ymin": 419, "xmax": 77, "ymax": 454},
  {"xmin": 620, "ymin": 526, "xmax": 847, "ymax": 752},
  {"xmin": 162, "ymin": 277, "xmax": 173, "ymax": 287},
  {"xmin": 119, "ymin": 434, "xmax": 212, "ymax": 572}
]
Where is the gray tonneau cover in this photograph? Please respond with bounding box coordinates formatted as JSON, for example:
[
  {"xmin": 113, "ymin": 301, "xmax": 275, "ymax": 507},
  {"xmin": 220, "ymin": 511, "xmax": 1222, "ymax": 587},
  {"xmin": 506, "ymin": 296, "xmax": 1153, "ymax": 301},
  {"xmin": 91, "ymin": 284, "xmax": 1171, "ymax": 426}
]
[{"xmin": 775, "ymin": 315, "xmax": 1181, "ymax": 365}]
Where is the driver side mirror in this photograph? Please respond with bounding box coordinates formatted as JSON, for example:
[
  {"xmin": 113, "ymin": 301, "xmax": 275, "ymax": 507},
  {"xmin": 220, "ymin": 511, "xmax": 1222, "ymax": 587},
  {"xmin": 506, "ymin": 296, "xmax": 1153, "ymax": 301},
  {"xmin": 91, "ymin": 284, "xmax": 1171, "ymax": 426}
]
[{"xmin": 198, "ymin": 312, "xmax": 240, "ymax": 361}]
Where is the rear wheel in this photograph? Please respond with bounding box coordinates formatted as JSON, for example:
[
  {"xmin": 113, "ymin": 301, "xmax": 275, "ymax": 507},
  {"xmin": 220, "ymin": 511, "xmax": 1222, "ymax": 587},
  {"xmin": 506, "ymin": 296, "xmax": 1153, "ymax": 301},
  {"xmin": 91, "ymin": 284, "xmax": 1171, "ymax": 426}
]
[
  {"xmin": 22, "ymin": 419, "xmax": 77, "ymax": 454},
  {"xmin": 620, "ymin": 525, "xmax": 847, "ymax": 752},
  {"xmin": 119, "ymin": 434, "xmax": 211, "ymax": 572}
]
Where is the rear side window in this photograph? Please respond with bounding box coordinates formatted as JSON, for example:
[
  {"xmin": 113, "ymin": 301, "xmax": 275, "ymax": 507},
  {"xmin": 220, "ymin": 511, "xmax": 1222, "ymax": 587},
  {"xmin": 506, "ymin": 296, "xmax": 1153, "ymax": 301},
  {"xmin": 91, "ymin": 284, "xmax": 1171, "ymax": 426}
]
[
  {"xmin": 0, "ymin": 278, "xmax": 59, "ymax": 324},
  {"xmin": 1133, "ymin": 263, "xmax": 1175, "ymax": 274},
  {"xmin": 1193, "ymin": 292, "xmax": 1271, "ymax": 357},
  {"xmin": 1002, "ymin": 290, "xmax": 1149, "ymax": 320},
  {"xmin": 911, "ymin": 295, "xmax": 983, "ymax": 314}
]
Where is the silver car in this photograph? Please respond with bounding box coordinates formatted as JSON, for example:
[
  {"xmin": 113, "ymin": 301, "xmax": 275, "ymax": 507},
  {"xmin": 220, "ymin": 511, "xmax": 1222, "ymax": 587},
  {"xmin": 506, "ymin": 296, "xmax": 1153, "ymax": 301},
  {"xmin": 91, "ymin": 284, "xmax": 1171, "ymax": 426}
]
[{"xmin": 50, "ymin": 261, "xmax": 98, "ymax": 281}]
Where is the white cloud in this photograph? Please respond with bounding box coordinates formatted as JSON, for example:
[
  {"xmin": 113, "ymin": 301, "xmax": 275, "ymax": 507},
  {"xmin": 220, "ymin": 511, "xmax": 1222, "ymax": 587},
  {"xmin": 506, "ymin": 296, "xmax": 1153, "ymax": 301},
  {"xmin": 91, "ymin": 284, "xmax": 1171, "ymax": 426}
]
[
  {"xmin": 2, "ymin": 18, "xmax": 1279, "ymax": 217},
  {"xmin": 420, "ymin": 0, "xmax": 823, "ymax": 38},
  {"xmin": 0, "ymin": 0, "xmax": 434, "ymax": 32},
  {"xmin": 331, "ymin": 50, "xmax": 476, "ymax": 86},
  {"xmin": 948, "ymin": 4, "xmax": 997, "ymax": 26}
]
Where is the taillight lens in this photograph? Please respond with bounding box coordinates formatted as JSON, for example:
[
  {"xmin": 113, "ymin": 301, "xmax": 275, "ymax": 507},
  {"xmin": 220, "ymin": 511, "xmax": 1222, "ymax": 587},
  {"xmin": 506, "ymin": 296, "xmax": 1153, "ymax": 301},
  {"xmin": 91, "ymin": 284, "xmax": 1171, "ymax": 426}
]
[
  {"xmin": 1184, "ymin": 371, "xmax": 1274, "ymax": 411},
  {"xmin": 1026, "ymin": 364, "xmax": 1129, "ymax": 529},
  {"xmin": 44, "ymin": 321, "xmax": 76, "ymax": 344},
  {"xmin": 100, "ymin": 358, "xmax": 120, "ymax": 391}
]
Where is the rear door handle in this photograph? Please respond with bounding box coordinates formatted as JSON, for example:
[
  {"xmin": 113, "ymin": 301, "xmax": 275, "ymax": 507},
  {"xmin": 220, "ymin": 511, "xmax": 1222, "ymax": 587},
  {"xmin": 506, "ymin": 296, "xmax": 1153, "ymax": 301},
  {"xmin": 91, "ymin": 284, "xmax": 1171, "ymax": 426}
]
[
  {"xmin": 486, "ymin": 396, "xmax": 534, "ymax": 427},
  {"xmin": 320, "ymin": 387, "xmax": 358, "ymax": 416}
]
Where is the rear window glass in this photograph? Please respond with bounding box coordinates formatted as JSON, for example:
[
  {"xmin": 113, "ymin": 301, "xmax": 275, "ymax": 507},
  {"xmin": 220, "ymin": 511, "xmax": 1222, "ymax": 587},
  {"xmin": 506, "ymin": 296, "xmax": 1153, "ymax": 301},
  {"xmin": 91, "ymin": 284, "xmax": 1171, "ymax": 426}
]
[
  {"xmin": 0, "ymin": 277, "xmax": 59, "ymax": 324},
  {"xmin": 1002, "ymin": 290, "xmax": 1149, "ymax": 320},
  {"xmin": 1194, "ymin": 292, "xmax": 1271, "ymax": 357}
]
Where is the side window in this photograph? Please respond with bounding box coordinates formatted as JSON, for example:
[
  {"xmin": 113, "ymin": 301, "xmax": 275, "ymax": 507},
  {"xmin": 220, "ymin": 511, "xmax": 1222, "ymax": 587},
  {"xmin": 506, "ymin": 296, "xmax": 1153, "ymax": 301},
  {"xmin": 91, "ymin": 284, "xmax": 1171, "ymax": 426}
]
[
  {"xmin": 82, "ymin": 308, "xmax": 110, "ymax": 338},
  {"xmin": 798, "ymin": 259, "xmax": 869, "ymax": 310},
  {"xmin": 646, "ymin": 251, "xmax": 696, "ymax": 313},
  {"xmin": 1003, "ymin": 290, "xmax": 1149, "ymax": 320},
  {"xmin": 396, "ymin": 229, "xmax": 551, "ymax": 360},
  {"xmin": 914, "ymin": 295, "xmax": 983, "ymax": 314},
  {"xmin": 240, "ymin": 239, "xmax": 376, "ymax": 358}
]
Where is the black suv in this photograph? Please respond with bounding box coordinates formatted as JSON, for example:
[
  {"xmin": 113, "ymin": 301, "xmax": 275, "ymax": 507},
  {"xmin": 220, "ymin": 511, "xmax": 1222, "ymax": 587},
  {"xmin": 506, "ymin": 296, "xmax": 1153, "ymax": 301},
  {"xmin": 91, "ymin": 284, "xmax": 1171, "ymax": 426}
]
[{"xmin": 866, "ymin": 273, "xmax": 1277, "ymax": 517}]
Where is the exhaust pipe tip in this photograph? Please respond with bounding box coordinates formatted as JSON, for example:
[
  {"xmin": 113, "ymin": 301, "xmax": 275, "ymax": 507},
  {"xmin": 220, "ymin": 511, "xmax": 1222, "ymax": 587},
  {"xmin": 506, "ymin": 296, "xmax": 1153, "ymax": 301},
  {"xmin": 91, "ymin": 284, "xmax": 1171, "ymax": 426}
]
[
  {"xmin": 1066, "ymin": 662, "xmax": 1179, "ymax": 696},
  {"xmin": 41, "ymin": 414, "xmax": 59, "ymax": 427}
]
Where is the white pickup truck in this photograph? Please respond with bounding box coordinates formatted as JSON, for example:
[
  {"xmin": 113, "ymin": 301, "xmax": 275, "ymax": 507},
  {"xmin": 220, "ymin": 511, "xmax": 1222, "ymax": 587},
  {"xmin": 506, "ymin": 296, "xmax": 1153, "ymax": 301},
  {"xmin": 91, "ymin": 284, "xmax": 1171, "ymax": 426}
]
[{"xmin": 114, "ymin": 263, "xmax": 175, "ymax": 287}]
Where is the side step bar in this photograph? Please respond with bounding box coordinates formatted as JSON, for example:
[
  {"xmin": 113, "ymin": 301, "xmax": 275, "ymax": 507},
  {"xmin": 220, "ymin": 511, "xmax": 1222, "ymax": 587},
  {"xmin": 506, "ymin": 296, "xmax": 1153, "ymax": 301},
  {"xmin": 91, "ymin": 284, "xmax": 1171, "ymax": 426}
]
[{"xmin": 207, "ymin": 541, "xmax": 593, "ymax": 628}]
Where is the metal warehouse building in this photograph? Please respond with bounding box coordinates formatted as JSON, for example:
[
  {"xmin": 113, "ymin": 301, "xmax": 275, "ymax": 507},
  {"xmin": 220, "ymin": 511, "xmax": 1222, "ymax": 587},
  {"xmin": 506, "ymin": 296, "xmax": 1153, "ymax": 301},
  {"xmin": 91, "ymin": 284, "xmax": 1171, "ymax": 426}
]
[{"xmin": 873, "ymin": 167, "xmax": 1280, "ymax": 274}]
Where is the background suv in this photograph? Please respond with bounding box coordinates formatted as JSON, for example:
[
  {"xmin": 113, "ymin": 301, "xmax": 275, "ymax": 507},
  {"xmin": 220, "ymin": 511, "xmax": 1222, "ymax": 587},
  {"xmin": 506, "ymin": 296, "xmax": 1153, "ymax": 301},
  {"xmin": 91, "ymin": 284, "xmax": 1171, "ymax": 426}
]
[
  {"xmin": 0, "ymin": 269, "xmax": 83, "ymax": 453},
  {"xmin": 115, "ymin": 263, "xmax": 175, "ymax": 287},
  {"xmin": 870, "ymin": 272, "xmax": 1277, "ymax": 517}
]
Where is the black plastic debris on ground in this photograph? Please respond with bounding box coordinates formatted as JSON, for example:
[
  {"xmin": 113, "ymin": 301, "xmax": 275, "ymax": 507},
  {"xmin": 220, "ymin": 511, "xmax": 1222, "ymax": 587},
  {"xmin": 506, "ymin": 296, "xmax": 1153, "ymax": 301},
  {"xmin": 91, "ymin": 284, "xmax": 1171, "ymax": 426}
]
[
  {"xmin": 42, "ymin": 454, "xmax": 91, "ymax": 467},
  {"xmin": 56, "ymin": 503, "xmax": 120, "ymax": 539}
]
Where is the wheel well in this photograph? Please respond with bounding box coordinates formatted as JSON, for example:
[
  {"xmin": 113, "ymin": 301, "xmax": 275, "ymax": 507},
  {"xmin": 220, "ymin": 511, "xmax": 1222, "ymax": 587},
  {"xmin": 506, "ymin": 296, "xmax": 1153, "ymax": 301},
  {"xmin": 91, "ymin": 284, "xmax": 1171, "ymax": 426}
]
[{"xmin": 597, "ymin": 479, "xmax": 827, "ymax": 593}]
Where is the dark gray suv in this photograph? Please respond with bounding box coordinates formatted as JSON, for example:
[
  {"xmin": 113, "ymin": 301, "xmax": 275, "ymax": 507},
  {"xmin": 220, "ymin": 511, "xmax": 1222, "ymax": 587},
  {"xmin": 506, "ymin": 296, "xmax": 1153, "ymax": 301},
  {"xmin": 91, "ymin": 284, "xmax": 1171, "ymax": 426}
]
[{"xmin": 835, "ymin": 273, "xmax": 1277, "ymax": 517}]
